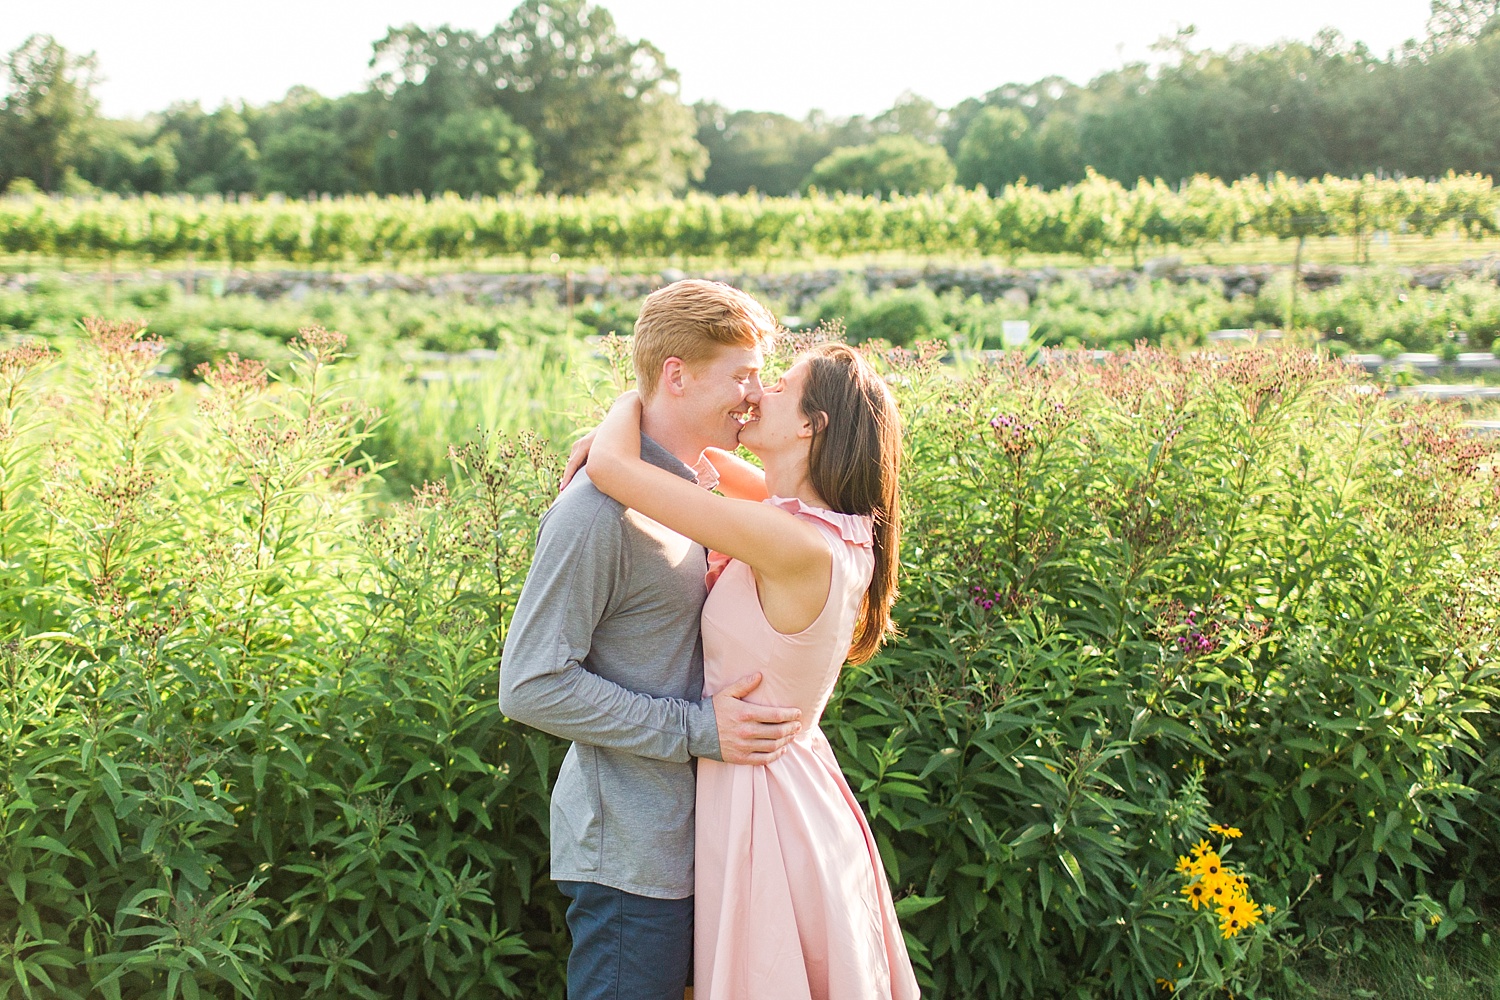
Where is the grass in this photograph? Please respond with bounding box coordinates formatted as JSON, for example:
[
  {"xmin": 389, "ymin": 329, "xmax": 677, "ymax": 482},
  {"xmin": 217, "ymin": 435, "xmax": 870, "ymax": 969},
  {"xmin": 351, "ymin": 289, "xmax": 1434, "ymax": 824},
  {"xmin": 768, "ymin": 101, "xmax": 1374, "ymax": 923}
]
[
  {"xmin": 347, "ymin": 344, "xmax": 607, "ymax": 500},
  {"xmin": 1276, "ymin": 926, "xmax": 1500, "ymax": 1000}
]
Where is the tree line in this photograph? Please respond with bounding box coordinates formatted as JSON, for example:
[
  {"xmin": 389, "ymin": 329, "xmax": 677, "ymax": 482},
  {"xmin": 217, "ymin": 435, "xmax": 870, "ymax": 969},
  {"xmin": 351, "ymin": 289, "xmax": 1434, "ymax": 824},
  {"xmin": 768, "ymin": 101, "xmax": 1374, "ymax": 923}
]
[{"xmin": 3, "ymin": 0, "xmax": 1500, "ymax": 200}]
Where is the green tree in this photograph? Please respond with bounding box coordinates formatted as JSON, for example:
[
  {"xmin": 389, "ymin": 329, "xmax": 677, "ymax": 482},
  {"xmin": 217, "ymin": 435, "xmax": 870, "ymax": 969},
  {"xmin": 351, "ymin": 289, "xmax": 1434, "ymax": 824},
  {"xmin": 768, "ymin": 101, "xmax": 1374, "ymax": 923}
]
[
  {"xmin": 872, "ymin": 91, "xmax": 945, "ymax": 144},
  {"xmin": 255, "ymin": 87, "xmax": 382, "ymax": 195},
  {"xmin": 485, "ymin": 0, "xmax": 705, "ymax": 193},
  {"xmin": 0, "ymin": 34, "xmax": 98, "ymax": 192},
  {"xmin": 156, "ymin": 102, "xmax": 260, "ymax": 193},
  {"xmin": 1425, "ymin": 0, "xmax": 1500, "ymax": 52},
  {"xmin": 260, "ymin": 125, "xmax": 358, "ymax": 195},
  {"xmin": 693, "ymin": 103, "xmax": 829, "ymax": 195},
  {"xmin": 955, "ymin": 106, "xmax": 1034, "ymax": 191},
  {"xmin": 430, "ymin": 107, "xmax": 539, "ymax": 195},
  {"xmin": 804, "ymin": 135, "xmax": 955, "ymax": 196},
  {"xmin": 370, "ymin": 25, "xmax": 492, "ymax": 194},
  {"xmin": 74, "ymin": 118, "xmax": 177, "ymax": 193}
]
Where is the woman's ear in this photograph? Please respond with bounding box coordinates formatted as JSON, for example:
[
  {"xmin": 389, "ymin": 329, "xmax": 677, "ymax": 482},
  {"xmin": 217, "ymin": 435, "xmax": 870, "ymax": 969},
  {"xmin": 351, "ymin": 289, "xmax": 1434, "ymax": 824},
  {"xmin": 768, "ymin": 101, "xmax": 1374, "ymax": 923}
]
[{"xmin": 798, "ymin": 410, "xmax": 829, "ymax": 439}]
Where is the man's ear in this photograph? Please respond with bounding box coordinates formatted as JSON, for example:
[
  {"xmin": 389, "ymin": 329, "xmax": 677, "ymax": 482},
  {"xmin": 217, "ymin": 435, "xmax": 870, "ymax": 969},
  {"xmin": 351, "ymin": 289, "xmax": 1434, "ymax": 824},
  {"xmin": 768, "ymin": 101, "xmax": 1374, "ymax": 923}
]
[
  {"xmin": 662, "ymin": 357, "xmax": 687, "ymax": 396},
  {"xmin": 798, "ymin": 410, "xmax": 828, "ymax": 439}
]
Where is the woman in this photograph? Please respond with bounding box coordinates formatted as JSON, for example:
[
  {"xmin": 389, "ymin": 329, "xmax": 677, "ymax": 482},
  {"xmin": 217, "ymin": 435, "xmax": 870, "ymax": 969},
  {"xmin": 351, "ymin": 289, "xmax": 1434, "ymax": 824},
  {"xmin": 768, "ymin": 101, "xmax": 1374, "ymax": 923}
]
[{"xmin": 585, "ymin": 342, "xmax": 920, "ymax": 1000}]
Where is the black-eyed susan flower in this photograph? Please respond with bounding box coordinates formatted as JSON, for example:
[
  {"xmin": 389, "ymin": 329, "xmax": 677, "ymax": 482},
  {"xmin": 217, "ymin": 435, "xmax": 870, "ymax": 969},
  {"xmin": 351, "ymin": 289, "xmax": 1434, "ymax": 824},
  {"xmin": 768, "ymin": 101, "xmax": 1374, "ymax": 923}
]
[
  {"xmin": 1174, "ymin": 819, "xmax": 1263, "ymax": 941},
  {"xmin": 1191, "ymin": 851, "xmax": 1224, "ymax": 880}
]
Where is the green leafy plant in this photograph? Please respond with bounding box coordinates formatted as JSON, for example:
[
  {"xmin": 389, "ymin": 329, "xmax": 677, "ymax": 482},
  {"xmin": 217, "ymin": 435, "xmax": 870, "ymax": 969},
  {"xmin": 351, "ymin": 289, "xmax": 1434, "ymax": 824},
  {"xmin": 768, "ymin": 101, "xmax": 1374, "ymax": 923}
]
[{"xmin": 1, "ymin": 321, "xmax": 1496, "ymax": 999}]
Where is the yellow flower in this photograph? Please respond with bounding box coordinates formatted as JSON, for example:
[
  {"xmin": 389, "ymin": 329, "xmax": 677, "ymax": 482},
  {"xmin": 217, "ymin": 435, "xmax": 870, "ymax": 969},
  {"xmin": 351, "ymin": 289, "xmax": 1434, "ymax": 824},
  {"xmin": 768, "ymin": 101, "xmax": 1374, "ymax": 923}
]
[
  {"xmin": 1156, "ymin": 978, "xmax": 1175, "ymax": 992},
  {"xmin": 1209, "ymin": 823, "xmax": 1243, "ymax": 839},
  {"xmin": 1175, "ymin": 855, "xmax": 1194, "ymax": 876},
  {"xmin": 1220, "ymin": 914, "xmax": 1246, "ymax": 938},
  {"xmin": 1191, "ymin": 839, "xmax": 1213, "ymax": 859},
  {"xmin": 1192, "ymin": 852, "xmax": 1224, "ymax": 880},
  {"xmin": 1220, "ymin": 872, "xmax": 1250, "ymax": 898},
  {"xmin": 1217, "ymin": 898, "xmax": 1243, "ymax": 920},
  {"xmin": 1181, "ymin": 880, "xmax": 1208, "ymax": 910}
]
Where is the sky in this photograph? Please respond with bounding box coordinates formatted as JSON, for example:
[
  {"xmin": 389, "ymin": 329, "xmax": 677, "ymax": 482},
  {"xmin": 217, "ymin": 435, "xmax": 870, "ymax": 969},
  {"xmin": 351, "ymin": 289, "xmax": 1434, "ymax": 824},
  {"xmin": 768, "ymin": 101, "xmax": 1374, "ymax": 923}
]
[{"xmin": 3, "ymin": 0, "xmax": 1435, "ymax": 120}]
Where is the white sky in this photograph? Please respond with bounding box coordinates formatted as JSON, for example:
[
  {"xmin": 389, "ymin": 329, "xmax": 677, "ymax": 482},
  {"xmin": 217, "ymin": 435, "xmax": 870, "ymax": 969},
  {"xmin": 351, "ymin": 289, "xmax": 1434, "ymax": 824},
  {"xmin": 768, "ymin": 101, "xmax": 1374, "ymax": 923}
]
[{"xmin": 4, "ymin": 0, "xmax": 1434, "ymax": 120}]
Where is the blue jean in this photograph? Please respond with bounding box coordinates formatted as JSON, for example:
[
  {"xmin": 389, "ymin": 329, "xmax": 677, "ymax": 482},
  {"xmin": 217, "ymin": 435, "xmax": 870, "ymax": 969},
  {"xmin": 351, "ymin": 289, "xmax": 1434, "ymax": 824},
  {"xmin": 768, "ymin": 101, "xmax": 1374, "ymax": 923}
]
[{"xmin": 557, "ymin": 880, "xmax": 694, "ymax": 1000}]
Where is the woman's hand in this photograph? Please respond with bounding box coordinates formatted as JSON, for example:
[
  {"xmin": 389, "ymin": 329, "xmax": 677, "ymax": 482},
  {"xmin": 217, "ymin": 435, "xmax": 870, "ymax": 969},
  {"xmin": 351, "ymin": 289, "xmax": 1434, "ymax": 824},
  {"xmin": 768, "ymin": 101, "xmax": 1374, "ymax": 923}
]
[
  {"xmin": 559, "ymin": 429, "xmax": 596, "ymax": 492},
  {"xmin": 607, "ymin": 389, "xmax": 641, "ymax": 415},
  {"xmin": 559, "ymin": 391, "xmax": 641, "ymax": 492}
]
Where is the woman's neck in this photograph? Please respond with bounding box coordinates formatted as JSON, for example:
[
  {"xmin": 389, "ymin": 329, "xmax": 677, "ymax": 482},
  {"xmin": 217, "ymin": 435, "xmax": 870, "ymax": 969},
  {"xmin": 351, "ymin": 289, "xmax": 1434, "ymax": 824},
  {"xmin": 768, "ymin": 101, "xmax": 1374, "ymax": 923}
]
[{"xmin": 762, "ymin": 460, "xmax": 827, "ymax": 510}]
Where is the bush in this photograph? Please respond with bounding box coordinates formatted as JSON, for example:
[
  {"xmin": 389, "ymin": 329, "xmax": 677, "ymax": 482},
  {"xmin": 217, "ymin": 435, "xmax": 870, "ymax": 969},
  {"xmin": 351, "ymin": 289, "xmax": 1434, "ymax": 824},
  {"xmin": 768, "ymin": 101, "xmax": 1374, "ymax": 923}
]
[
  {"xmin": 823, "ymin": 346, "xmax": 1498, "ymax": 998},
  {"xmin": 0, "ymin": 323, "xmax": 569, "ymax": 999},
  {"xmin": 844, "ymin": 287, "xmax": 946, "ymax": 346},
  {"xmin": 1, "ymin": 322, "xmax": 1497, "ymax": 999},
  {"xmin": 803, "ymin": 136, "xmax": 957, "ymax": 197}
]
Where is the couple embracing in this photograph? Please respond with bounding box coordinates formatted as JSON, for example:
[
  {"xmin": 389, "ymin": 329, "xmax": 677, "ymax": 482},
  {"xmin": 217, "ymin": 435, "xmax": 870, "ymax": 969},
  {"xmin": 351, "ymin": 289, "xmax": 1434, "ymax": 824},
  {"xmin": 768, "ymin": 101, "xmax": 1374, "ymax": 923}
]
[{"xmin": 499, "ymin": 279, "xmax": 920, "ymax": 1000}]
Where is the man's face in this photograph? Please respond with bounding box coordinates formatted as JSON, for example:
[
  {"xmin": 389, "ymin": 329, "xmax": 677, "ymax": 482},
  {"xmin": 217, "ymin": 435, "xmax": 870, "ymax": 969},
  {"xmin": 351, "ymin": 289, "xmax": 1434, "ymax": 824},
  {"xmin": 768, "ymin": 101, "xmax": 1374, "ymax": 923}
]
[{"xmin": 678, "ymin": 344, "xmax": 765, "ymax": 452}]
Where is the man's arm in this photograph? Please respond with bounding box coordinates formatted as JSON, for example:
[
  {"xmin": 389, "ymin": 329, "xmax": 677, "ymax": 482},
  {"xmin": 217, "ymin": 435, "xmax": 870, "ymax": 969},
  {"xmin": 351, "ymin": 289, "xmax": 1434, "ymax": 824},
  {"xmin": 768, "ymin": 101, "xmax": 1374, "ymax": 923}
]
[{"xmin": 499, "ymin": 492, "xmax": 800, "ymax": 764}]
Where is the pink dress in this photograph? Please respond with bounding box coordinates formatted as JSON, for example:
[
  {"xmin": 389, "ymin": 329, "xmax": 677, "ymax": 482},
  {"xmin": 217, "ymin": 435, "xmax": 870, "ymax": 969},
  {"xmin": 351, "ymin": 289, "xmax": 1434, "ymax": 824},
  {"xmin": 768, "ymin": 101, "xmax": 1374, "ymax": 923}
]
[{"xmin": 694, "ymin": 497, "xmax": 920, "ymax": 1000}]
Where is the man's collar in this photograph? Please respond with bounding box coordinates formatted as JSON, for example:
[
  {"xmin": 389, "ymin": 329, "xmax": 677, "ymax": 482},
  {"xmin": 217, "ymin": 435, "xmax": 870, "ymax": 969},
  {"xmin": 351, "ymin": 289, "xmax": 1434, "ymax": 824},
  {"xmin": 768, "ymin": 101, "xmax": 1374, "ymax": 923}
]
[{"xmin": 638, "ymin": 432, "xmax": 720, "ymax": 492}]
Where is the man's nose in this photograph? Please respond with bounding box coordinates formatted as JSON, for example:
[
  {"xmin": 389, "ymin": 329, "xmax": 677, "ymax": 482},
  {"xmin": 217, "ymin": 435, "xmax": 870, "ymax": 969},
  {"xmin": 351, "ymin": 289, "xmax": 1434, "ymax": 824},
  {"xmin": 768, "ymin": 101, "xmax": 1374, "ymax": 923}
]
[{"xmin": 744, "ymin": 375, "xmax": 764, "ymax": 402}]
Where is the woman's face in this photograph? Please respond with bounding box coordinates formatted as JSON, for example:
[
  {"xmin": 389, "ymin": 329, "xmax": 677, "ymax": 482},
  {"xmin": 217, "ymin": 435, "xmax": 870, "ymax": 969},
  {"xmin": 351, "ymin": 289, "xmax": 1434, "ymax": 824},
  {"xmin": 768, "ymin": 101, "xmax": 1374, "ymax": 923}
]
[{"xmin": 738, "ymin": 358, "xmax": 814, "ymax": 457}]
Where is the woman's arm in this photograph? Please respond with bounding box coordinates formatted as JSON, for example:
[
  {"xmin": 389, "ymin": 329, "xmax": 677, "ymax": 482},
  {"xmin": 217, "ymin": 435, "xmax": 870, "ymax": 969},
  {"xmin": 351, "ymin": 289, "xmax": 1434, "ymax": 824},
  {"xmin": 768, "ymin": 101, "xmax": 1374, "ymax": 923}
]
[
  {"xmin": 588, "ymin": 393, "xmax": 825, "ymax": 579},
  {"xmin": 703, "ymin": 447, "xmax": 768, "ymax": 502},
  {"xmin": 561, "ymin": 439, "xmax": 766, "ymax": 500}
]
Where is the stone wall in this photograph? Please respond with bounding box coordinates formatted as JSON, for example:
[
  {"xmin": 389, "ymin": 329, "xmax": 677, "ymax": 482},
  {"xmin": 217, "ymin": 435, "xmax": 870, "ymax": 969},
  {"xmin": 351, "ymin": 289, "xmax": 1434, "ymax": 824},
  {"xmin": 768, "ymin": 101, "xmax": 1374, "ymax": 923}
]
[{"xmin": 7, "ymin": 257, "xmax": 1500, "ymax": 310}]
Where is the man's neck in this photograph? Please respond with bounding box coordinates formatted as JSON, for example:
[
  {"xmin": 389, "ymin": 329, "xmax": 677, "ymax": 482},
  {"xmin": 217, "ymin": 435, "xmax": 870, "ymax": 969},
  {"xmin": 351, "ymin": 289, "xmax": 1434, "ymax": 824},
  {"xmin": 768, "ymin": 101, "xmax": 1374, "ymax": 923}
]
[{"xmin": 639, "ymin": 401, "xmax": 706, "ymax": 470}]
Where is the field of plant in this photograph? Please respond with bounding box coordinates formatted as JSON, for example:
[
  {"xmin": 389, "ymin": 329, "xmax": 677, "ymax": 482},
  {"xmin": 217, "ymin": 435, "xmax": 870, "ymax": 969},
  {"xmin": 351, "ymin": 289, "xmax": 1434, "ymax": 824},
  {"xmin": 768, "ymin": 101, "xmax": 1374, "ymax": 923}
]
[
  {"xmin": 9, "ymin": 265, "xmax": 1500, "ymax": 500},
  {"xmin": 0, "ymin": 311, "xmax": 1496, "ymax": 999},
  {"xmin": 3, "ymin": 172, "xmax": 1498, "ymax": 267},
  {"xmin": 9, "ymin": 262, "xmax": 1500, "ymax": 365}
]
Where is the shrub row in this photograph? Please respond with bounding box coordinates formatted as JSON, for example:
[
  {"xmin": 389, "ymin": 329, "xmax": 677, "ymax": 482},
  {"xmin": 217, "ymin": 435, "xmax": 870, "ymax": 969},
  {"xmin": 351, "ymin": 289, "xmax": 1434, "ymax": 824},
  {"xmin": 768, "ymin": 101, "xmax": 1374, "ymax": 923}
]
[
  {"xmin": 0, "ymin": 324, "xmax": 1495, "ymax": 998},
  {"xmin": 2, "ymin": 172, "xmax": 1496, "ymax": 264}
]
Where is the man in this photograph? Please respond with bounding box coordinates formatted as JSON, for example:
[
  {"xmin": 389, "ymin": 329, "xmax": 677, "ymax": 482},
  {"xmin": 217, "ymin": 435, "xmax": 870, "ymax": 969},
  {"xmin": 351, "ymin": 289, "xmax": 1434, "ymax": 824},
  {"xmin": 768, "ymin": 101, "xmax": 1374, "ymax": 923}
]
[{"xmin": 499, "ymin": 279, "xmax": 803, "ymax": 1000}]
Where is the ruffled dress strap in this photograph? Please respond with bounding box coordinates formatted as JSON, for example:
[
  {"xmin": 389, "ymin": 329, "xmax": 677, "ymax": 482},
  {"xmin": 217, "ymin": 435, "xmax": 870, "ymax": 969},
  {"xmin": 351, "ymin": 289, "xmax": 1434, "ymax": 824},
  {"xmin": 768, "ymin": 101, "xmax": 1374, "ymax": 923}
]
[
  {"xmin": 764, "ymin": 495, "xmax": 874, "ymax": 547},
  {"xmin": 706, "ymin": 496, "xmax": 874, "ymax": 591},
  {"xmin": 705, "ymin": 549, "xmax": 733, "ymax": 591}
]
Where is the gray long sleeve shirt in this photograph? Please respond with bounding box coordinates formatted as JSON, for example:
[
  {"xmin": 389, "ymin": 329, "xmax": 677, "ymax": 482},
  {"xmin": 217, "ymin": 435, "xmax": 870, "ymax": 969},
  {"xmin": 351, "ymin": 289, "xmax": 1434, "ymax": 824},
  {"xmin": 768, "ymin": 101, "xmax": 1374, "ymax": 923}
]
[{"xmin": 498, "ymin": 434, "xmax": 721, "ymax": 899}]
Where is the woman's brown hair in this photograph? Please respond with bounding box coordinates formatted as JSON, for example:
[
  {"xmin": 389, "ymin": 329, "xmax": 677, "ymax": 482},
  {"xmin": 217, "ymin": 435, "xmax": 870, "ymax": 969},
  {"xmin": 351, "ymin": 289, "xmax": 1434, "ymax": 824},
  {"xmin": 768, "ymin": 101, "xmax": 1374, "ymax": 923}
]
[{"xmin": 797, "ymin": 343, "xmax": 901, "ymax": 664}]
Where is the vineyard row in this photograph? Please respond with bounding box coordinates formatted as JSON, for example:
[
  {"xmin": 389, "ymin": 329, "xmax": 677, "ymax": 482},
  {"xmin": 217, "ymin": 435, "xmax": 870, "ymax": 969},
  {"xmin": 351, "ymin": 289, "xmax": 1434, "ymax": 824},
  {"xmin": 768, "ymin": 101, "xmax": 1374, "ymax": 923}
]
[{"xmin": 2, "ymin": 171, "xmax": 1497, "ymax": 264}]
